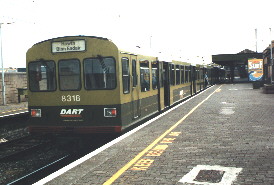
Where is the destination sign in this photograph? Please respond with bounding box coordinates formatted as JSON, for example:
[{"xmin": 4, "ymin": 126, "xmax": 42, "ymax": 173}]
[{"xmin": 52, "ymin": 40, "xmax": 86, "ymax": 53}]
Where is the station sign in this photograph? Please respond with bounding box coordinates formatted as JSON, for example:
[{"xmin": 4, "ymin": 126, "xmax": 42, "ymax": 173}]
[
  {"xmin": 52, "ymin": 40, "xmax": 86, "ymax": 53},
  {"xmin": 248, "ymin": 58, "xmax": 263, "ymax": 81}
]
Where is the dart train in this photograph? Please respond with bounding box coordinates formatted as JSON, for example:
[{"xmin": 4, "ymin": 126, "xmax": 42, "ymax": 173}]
[{"xmin": 26, "ymin": 36, "xmax": 224, "ymax": 135}]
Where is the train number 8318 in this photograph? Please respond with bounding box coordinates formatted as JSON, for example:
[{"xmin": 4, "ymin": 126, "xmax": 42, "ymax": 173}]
[{"xmin": 61, "ymin": 95, "xmax": 81, "ymax": 102}]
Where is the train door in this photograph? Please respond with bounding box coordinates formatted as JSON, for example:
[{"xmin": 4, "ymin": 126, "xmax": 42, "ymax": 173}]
[
  {"xmin": 203, "ymin": 67, "xmax": 207, "ymax": 88},
  {"xmin": 197, "ymin": 66, "xmax": 201, "ymax": 91},
  {"xmin": 157, "ymin": 61, "xmax": 165, "ymax": 110},
  {"xmin": 191, "ymin": 65, "xmax": 197, "ymax": 94},
  {"xmin": 163, "ymin": 62, "xmax": 170, "ymax": 107},
  {"xmin": 131, "ymin": 56, "xmax": 140, "ymax": 119}
]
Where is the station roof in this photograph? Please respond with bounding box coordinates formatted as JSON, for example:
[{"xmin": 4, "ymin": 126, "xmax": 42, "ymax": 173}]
[{"xmin": 212, "ymin": 51, "xmax": 263, "ymax": 67}]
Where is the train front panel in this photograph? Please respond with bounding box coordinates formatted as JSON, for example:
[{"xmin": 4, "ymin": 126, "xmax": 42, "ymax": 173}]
[{"xmin": 27, "ymin": 36, "xmax": 123, "ymax": 134}]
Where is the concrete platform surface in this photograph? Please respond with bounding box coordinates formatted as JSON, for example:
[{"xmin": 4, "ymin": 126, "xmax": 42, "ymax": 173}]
[{"xmin": 34, "ymin": 84, "xmax": 274, "ymax": 185}]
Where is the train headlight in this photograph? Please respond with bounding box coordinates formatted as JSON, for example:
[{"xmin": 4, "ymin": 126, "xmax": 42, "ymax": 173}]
[
  {"xmin": 31, "ymin": 109, "xmax": 41, "ymax": 117},
  {"xmin": 104, "ymin": 108, "xmax": 117, "ymax": 117}
]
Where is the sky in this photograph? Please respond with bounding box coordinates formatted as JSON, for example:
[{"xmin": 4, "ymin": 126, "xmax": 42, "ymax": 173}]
[{"xmin": 1, "ymin": 0, "xmax": 274, "ymax": 67}]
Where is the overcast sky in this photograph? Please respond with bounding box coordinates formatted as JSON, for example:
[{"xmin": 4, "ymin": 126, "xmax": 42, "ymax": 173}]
[{"xmin": 1, "ymin": 0, "xmax": 274, "ymax": 67}]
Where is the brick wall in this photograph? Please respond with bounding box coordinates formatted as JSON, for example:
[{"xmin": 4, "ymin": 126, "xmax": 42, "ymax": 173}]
[{"xmin": 0, "ymin": 72, "xmax": 27, "ymax": 104}]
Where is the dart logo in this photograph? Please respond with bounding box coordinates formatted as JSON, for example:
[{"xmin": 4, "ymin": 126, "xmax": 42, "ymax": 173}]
[{"xmin": 60, "ymin": 109, "xmax": 84, "ymax": 118}]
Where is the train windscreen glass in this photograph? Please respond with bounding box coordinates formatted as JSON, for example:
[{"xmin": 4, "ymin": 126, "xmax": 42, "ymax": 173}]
[
  {"xmin": 59, "ymin": 59, "xmax": 81, "ymax": 91},
  {"xmin": 28, "ymin": 61, "xmax": 56, "ymax": 91},
  {"xmin": 84, "ymin": 57, "xmax": 116, "ymax": 90}
]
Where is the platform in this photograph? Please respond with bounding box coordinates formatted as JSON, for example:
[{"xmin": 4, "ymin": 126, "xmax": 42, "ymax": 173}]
[
  {"xmin": 35, "ymin": 84, "xmax": 274, "ymax": 185},
  {"xmin": 0, "ymin": 102, "xmax": 28, "ymax": 118}
]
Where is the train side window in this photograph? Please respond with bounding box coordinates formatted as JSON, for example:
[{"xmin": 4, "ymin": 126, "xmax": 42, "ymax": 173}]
[
  {"xmin": 28, "ymin": 61, "xmax": 56, "ymax": 92},
  {"xmin": 140, "ymin": 60, "xmax": 150, "ymax": 92},
  {"xmin": 159, "ymin": 62, "xmax": 164, "ymax": 87},
  {"xmin": 132, "ymin": 59, "xmax": 137, "ymax": 87},
  {"xmin": 181, "ymin": 65, "xmax": 185, "ymax": 84},
  {"xmin": 59, "ymin": 59, "xmax": 81, "ymax": 91},
  {"xmin": 185, "ymin": 66, "xmax": 189, "ymax": 83},
  {"xmin": 201, "ymin": 69, "xmax": 203, "ymax": 80},
  {"xmin": 176, "ymin": 65, "xmax": 180, "ymax": 85},
  {"xmin": 152, "ymin": 62, "xmax": 158, "ymax": 89},
  {"xmin": 122, "ymin": 58, "xmax": 130, "ymax": 94},
  {"xmin": 196, "ymin": 67, "xmax": 200, "ymax": 80},
  {"xmin": 84, "ymin": 57, "xmax": 116, "ymax": 90},
  {"xmin": 170, "ymin": 64, "xmax": 175, "ymax": 85}
]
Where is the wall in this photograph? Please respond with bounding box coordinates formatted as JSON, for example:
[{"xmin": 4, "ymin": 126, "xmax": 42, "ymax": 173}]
[{"xmin": 0, "ymin": 72, "xmax": 27, "ymax": 104}]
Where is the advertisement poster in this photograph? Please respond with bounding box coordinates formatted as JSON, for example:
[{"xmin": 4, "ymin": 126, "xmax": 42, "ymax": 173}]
[{"xmin": 248, "ymin": 58, "xmax": 263, "ymax": 81}]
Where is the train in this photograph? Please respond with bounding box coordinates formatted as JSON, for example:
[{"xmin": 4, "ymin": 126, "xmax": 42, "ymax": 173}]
[{"xmin": 26, "ymin": 36, "xmax": 224, "ymax": 135}]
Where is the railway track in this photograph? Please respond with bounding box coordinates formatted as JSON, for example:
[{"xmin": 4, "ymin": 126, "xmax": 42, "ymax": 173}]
[
  {"xmin": 1, "ymin": 133, "xmax": 117, "ymax": 184},
  {"xmin": 7, "ymin": 154, "xmax": 71, "ymax": 185},
  {"xmin": 0, "ymin": 111, "xmax": 119, "ymax": 184},
  {"xmin": 0, "ymin": 135, "xmax": 51, "ymax": 161}
]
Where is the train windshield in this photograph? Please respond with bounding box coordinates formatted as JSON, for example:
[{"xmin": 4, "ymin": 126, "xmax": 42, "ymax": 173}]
[
  {"xmin": 59, "ymin": 59, "xmax": 81, "ymax": 91},
  {"xmin": 84, "ymin": 57, "xmax": 116, "ymax": 90},
  {"xmin": 28, "ymin": 61, "xmax": 56, "ymax": 92}
]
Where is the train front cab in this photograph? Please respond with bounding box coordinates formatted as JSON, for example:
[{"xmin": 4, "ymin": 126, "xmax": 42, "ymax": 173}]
[{"xmin": 27, "ymin": 36, "xmax": 126, "ymax": 135}]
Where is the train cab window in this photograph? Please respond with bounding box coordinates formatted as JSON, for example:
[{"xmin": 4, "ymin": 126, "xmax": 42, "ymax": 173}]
[
  {"xmin": 122, "ymin": 58, "xmax": 130, "ymax": 93},
  {"xmin": 28, "ymin": 61, "xmax": 56, "ymax": 92},
  {"xmin": 84, "ymin": 57, "xmax": 116, "ymax": 90},
  {"xmin": 170, "ymin": 64, "xmax": 175, "ymax": 85},
  {"xmin": 181, "ymin": 65, "xmax": 185, "ymax": 84},
  {"xmin": 152, "ymin": 62, "xmax": 158, "ymax": 89},
  {"xmin": 176, "ymin": 65, "xmax": 180, "ymax": 85},
  {"xmin": 140, "ymin": 60, "xmax": 150, "ymax": 92},
  {"xmin": 59, "ymin": 59, "xmax": 81, "ymax": 91}
]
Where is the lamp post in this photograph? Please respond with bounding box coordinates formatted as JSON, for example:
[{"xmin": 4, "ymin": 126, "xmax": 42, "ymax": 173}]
[{"xmin": 0, "ymin": 22, "xmax": 14, "ymax": 105}]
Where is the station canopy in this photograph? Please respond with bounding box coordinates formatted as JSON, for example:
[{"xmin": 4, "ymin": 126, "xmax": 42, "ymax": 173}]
[{"xmin": 212, "ymin": 49, "xmax": 263, "ymax": 67}]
